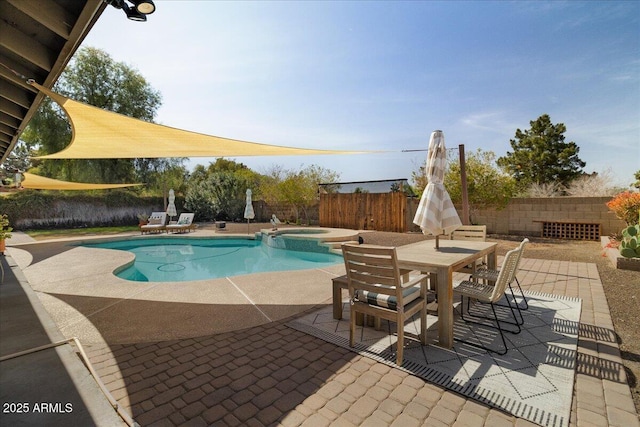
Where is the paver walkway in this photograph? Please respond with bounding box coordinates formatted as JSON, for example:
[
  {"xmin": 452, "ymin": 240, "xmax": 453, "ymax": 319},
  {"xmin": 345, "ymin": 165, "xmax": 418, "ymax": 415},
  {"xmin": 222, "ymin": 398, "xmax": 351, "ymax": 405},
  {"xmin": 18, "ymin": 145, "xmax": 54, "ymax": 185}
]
[{"xmin": 82, "ymin": 257, "xmax": 639, "ymax": 426}]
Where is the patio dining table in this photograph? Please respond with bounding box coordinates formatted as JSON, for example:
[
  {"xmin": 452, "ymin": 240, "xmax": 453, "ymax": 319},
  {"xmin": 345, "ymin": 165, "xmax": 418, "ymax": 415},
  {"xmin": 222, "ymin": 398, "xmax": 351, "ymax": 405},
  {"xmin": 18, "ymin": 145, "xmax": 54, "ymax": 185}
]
[{"xmin": 395, "ymin": 239, "xmax": 497, "ymax": 349}]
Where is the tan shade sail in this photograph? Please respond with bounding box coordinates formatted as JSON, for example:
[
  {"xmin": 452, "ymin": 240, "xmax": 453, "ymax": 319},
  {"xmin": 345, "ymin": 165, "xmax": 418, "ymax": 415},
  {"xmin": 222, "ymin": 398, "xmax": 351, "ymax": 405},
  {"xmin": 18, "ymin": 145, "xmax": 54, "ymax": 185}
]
[
  {"xmin": 21, "ymin": 172, "xmax": 143, "ymax": 190},
  {"xmin": 30, "ymin": 82, "xmax": 369, "ymax": 160}
]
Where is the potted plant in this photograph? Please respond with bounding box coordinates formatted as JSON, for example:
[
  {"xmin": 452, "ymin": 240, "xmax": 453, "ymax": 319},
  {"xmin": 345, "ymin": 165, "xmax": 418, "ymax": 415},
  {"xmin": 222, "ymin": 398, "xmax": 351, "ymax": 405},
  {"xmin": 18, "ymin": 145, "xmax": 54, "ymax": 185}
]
[
  {"xmin": 0, "ymin": 214, "xmax": 13, "ymax": 255},
  {"xmin": 137, "ymin": 213, "xmax": 149, "ymax": 226}
]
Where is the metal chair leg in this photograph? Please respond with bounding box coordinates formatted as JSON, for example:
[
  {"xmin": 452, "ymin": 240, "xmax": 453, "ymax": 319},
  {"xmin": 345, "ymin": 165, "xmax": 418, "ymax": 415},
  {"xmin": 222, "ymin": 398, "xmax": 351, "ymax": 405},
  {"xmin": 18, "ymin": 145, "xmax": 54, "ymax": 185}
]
[
  {"xmin": 495, "ymin": 276, "xmax": 528, "ymax": 311},
  {"xmin": 456, "ymin": 294, "xmax": 522, "ymax": 355}
]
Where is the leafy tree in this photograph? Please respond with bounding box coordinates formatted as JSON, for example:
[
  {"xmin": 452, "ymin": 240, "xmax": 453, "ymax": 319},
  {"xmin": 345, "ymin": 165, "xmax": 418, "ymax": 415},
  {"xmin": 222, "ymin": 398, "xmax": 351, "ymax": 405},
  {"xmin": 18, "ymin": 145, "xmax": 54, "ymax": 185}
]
[
  {"xmin": 185, "ymin": 159, "xmax": 258, "ymax": 221},
  {"xmin": 19, "ymin": 97, "xmax": 74, "ymax": 180},
  {"xmin": 277, "ymin": 164, "xmax": 340, "ymax": 224},
  {"xmin": 444, "ymin": 149, "xmax": 516, "ymax": 213},
  {"xmin": 184, "ymin": 177, "xmax": 215, "ymax": 221},
  {"xmin": 1, "ymin": 141, "xmax": 34, "ymax": 182},
  {"xmin": 206, "ymin": 158, "xmax": 250, "ymax": 174},
  {"xmin": 189, "ymin": 164, "xmax": 209, "ymax": 182},
  {"xmin": 497, "ymin": 114, "xmax": 585, "ymax": 190},
  {"xmin": 206, "ymin": 158, "xmax": 260, "ymax": 194},
  {"xmin": 389, "ymin": 181, "xmax": 415, "ymax": 196},
  {"xmin": 258, "ymin": 164, "xmax": 287, "ymax": 208},
  {"xmin": 210, "ymin": 171, "xmax": 251, "ymax": 220},
  {"xmin": 135, "ymin": 158, "xmax": 188, "ymax": 203},
  {"xmin": 21, "ymin": 47, "xmax": 167, "ymax": 184},
  {"xmin": 633, "ymin": 170, "xmax": 640, "ymax": 190},
  {"xmin": 411, "ymin": 162, "xmax": 429, "ymax": 197},
  {"xmin": 412, "ymin": 149, "xmax": 516, "ymax": 222}
]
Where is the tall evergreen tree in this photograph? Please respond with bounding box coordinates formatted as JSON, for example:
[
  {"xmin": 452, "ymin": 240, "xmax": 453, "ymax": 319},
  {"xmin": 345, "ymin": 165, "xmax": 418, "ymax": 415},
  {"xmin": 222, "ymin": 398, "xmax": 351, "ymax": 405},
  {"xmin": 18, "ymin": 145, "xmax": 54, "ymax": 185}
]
[{"xmin": 497, "ymin": 114, "xmax": 585, "ymax": 189}]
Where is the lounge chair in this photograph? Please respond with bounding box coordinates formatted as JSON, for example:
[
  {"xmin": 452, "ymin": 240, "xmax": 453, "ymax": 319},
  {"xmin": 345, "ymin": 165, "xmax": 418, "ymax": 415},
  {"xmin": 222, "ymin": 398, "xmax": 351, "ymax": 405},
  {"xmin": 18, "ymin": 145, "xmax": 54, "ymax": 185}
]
[
  {"xmin": 166, "ymin": 213, "xmax": 196, "ymax": 234},
  {"xmin": 140, "ymin": 212, "xmax": 167, "ymax": 234}
]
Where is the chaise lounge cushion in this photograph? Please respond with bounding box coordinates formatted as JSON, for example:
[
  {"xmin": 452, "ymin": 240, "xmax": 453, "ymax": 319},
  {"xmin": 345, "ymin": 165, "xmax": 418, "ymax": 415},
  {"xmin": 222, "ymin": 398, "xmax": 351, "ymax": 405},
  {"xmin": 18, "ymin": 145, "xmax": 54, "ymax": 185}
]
[{"xmin": 140, "ymin": 212, "xmax": 167, "ymax": 234}]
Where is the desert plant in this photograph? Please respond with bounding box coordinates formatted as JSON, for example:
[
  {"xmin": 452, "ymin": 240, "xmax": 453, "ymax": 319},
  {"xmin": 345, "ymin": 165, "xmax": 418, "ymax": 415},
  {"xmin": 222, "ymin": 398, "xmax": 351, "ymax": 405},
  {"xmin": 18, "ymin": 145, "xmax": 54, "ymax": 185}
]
[
  {"xmin": 606, "ymin": 191, "xmax": 640, "ymax": 226},
  {"xmin": 619, "ymin": 222, "xmax": 640, "ymax": 259}
]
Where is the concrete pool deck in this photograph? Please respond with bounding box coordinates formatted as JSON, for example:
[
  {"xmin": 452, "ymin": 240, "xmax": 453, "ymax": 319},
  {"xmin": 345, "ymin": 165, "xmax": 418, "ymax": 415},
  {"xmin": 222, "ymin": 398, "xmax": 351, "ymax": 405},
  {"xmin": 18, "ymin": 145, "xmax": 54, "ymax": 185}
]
[
  {"xmin": 5, "ymin": 227, "xmax": 359, "ymax": 345},
  {"xmin": 1, "ymin": 229, "xmax": 638, "ymax": 426}
]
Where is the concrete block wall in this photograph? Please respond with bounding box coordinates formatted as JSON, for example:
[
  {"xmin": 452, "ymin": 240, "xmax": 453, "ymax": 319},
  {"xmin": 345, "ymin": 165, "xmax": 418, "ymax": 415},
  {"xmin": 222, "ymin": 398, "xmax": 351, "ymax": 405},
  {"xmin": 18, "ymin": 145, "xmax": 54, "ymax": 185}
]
[{"xmin": 470, "ymin": 197, "xmax": 627, "ymax": 237}]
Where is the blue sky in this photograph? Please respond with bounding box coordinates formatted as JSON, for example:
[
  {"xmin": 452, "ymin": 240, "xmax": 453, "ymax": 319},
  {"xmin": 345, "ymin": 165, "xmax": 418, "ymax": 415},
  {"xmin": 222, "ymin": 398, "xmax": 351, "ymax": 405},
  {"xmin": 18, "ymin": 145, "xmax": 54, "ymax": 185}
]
[{"xmin": 81, "ymin": 1, "xmax": 639, "ymax": 187}]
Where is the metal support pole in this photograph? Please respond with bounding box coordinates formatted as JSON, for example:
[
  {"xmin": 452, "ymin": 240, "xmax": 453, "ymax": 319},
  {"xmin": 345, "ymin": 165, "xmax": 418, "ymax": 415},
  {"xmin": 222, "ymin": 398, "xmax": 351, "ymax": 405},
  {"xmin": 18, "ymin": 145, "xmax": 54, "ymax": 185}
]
[{"xmin": 459, "ymin": 144, "xmax": 470, "ymax": 225}]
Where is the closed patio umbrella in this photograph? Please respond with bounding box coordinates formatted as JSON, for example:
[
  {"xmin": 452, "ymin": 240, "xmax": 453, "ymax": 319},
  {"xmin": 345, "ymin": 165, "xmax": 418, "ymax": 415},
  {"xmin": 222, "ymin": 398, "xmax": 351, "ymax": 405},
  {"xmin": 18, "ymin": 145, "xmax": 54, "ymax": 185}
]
[
  {"xmin": 167, "ymin": 189, "xmax": 177, "ymax": 222},
  {"xmin": 413, "ymin": 130, "xmax": 462, "ymax": 249},
  {"xmin": 244, "ymin": 189, "xmax": 255, "ymax": 234}
]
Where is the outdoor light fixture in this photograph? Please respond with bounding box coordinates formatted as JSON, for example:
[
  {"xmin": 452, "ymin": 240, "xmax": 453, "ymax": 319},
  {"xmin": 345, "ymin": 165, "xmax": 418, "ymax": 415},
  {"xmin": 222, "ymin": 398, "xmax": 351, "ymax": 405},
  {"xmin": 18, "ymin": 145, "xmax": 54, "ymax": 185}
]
[
  {"xmin": 131, "ymin": 0, "xmax": 156, "ymax": 14},
  {"xmin": 105, "ymin": 0, "xmax": 155, "ymax": 22}
]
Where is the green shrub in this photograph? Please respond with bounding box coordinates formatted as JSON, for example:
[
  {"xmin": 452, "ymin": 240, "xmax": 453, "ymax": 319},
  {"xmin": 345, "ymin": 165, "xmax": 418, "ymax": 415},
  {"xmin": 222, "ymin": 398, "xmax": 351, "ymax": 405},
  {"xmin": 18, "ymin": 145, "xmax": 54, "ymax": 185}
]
[{"xmin": 0, "ymin": 190, "xmax": 168, "ymax": 230}]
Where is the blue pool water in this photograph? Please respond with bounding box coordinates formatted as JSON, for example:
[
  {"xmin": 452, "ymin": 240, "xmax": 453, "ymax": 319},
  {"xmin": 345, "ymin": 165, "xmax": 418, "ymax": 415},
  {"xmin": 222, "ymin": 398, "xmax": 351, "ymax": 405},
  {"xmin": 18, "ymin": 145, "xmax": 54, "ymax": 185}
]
[{"xmin": 82, "ymin": 237, "xmax": 342, "ymax": 282}]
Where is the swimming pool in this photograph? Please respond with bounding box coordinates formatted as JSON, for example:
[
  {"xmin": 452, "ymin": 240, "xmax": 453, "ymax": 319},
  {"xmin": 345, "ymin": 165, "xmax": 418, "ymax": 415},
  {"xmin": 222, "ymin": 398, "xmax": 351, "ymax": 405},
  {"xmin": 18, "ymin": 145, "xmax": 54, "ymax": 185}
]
[{"xmin": 82, "ymin": 237, "xmax": 343, "ymax": 282}]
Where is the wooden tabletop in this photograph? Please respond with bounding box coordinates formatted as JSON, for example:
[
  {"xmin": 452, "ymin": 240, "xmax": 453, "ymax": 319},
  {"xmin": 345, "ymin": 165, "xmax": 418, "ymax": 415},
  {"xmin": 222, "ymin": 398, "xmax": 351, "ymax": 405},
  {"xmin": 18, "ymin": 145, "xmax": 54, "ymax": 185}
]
[
  {"xmin": 395, "ymin": 239, "xmax": 498, "ymax": 349},
  {"xmin": 395, "ymin": 239, "xmax": 497, "ymax": 272}
]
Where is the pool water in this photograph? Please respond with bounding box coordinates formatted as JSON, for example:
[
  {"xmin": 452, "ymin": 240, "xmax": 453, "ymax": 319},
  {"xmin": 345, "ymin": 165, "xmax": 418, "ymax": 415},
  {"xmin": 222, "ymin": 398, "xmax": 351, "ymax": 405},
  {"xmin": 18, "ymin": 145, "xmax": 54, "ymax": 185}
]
[{"xmin": 82, "ymin": 237, "xmax": 342, "ymax": 282}]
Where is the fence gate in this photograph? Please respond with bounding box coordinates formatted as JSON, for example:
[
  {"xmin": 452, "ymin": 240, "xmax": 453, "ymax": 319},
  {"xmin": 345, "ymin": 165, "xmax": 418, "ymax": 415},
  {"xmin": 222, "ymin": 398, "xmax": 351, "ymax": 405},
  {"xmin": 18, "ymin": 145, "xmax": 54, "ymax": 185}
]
[{"xmin": 319, "ymin": 193, "xmax": 408, "ymax": 232}]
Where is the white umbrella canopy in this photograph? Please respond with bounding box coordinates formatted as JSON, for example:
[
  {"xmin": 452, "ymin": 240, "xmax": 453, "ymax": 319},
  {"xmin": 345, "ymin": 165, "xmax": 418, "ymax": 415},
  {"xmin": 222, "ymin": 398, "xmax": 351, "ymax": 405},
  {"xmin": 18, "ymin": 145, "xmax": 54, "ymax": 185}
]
[
  {"xmin": 413, "ymin": 130, "xmax": 462, "ymax": 249},
  {"xmin": 167, "ymin": 189, "xmax": 177, "ymax": 221},
  {"xmin": 244, "ymin": 189, "xmax": 255, "ymax": 234}
]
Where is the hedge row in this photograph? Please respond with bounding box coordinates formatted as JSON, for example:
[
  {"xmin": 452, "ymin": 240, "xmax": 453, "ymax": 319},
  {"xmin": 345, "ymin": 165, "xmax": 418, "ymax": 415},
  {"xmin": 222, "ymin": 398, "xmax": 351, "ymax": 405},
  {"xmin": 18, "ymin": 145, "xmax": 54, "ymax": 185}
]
[{"xmin": 0, "ymin": 190, "xmax": 182, "ymax": 230}]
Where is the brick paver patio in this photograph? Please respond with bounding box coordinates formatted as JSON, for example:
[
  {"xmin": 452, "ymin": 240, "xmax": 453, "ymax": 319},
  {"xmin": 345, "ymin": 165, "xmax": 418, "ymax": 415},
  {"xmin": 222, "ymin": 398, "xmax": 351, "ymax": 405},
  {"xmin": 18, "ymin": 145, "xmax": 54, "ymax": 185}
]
[{"xmin": 84, "ymin": 258, "xmax": 639, "ymax": 426}]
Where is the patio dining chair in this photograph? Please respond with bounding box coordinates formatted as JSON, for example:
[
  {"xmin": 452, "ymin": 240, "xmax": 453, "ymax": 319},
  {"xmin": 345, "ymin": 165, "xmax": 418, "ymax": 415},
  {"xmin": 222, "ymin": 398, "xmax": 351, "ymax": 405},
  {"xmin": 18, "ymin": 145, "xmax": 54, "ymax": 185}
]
[
  {"xmin": 453, "ymin": 246, "xmax": 522, "ymax": 355},
  {"xmin": 472, "ymin": 238, "xmax": 530, "ymax": 311},
  {"xmin": 450, "ymin": 225, "xmax": 487, "ymax": 274},
  {"xmin": 342, "ymin": 243, "xmax": 430, "ymax": 365}
]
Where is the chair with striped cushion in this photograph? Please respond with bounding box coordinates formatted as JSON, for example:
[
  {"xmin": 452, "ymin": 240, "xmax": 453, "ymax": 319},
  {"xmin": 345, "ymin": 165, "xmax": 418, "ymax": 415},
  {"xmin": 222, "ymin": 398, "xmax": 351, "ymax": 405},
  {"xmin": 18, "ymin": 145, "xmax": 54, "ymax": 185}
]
[{"xmin": 341, "ymin": 243, "xmax": 430, "ymax": 365}]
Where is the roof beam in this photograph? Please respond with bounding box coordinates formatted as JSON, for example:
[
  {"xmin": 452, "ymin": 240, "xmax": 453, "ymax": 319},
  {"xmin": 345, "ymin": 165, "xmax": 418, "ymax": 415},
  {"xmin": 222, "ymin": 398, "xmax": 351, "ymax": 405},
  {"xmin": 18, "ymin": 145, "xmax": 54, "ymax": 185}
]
[
  {"xmin": 0, "ymin": 80, "xmax": 32, "ymax": 109},
  {"xmin": 0, "ymin": 25, "xmax": 55, "ymax": 72},
  {"xmin": 0, "ymin": 98, "xmax": 26, "ymax": 121},
  {"xmin": 0, "ymin": 122, "xmax": 14, "ymax": 138},
  {"xmin": 6, "ymin": 0, "xmax": 74, "ymax": 39},
  {"xmin": 0, "ymin": 114, "xmax": 20, "ymax": 130}
]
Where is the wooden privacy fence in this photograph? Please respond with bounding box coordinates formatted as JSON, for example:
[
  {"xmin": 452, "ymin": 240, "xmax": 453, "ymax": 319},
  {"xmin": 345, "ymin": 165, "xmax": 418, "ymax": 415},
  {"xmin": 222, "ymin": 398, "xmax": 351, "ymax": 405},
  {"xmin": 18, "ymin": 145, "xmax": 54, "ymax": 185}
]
[{"xmin": 320, "ymin": 193, "xmax": 415, "ymax": 232}]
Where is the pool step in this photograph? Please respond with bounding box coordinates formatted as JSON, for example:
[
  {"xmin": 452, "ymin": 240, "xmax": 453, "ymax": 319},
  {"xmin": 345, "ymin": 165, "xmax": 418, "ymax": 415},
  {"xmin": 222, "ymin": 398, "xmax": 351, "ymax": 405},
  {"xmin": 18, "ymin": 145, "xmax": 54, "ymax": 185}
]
[{"xmin": 322, "ymin": 240, "xmax": 361, "ymax": 255}]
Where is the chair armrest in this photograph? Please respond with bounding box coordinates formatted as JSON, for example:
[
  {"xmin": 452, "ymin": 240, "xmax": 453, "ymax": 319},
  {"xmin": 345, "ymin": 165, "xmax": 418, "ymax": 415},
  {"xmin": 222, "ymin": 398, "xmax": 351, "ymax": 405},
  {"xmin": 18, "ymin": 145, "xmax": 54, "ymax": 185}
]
[{"xmin": 400, "ymin": 273, "xmax": 429, "ymax": 288}]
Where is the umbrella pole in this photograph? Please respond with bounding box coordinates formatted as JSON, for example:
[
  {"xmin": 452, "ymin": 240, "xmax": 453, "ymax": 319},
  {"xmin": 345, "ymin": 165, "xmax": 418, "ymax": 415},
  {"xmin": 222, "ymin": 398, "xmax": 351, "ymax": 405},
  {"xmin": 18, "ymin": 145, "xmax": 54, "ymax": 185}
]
[
  {"xmin": 247, "ymin": 219, "xmax": 250, "ymax": 235},
  {"xmin": 435, "ymin": 234, "xmax": 440, "ymax": 250}
]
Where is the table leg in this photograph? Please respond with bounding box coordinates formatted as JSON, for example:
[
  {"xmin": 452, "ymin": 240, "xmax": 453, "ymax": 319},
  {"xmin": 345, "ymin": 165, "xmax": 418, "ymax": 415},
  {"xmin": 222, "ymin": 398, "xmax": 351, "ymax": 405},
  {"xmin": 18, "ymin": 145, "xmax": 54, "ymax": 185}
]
[
  {"xmin": 332, "ymin": 282, "xmax": 343, "ymax": 320},
  {"xmin": 487, "ymin": 248, "xmax": 497, "ymax": 270},
  {"xmin": 436, "ymin": 266, "xmax": 454, "ymax": 349}
]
